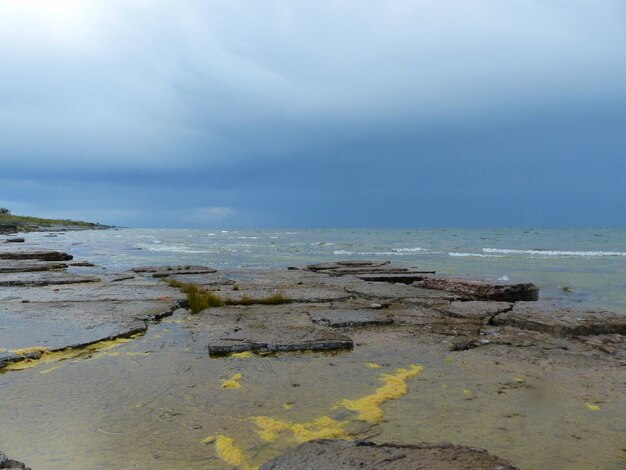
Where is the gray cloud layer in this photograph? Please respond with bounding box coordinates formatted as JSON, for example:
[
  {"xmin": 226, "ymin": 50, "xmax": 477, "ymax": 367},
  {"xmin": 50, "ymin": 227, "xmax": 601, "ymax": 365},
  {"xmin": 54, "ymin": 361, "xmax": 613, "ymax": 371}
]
[{"xmin": 1, "ymin": 1, "xmax": 625, "ymax": 226}]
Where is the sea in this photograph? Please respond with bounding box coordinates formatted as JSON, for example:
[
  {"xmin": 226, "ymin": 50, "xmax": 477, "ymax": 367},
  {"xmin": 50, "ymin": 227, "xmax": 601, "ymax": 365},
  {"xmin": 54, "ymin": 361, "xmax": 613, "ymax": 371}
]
[{"xmin": 26, "ymin": 227, "xmax": 626, "ymax": 312}]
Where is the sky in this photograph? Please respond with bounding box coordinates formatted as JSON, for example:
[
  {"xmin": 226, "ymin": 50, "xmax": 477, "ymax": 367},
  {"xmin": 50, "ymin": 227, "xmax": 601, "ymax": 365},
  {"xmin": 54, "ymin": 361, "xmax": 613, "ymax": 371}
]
[{"xmin": 1, "ymin": 0, "xmax": 625, "ymax": 228}]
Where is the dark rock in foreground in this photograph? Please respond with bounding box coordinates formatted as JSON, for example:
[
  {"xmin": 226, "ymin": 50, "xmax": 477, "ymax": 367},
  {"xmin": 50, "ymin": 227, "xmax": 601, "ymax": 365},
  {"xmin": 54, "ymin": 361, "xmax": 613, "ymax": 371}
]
[
  {"xmin": 208, "ymin": 325, "xmax": 353, "ymax": 354},
  {"xmin": 413, "ymin": 276, "xmax": 539, "ymax": 302},
  {"xmin": 4, "ymin": 238, "xmax": 24, "ymax": 243},
  {"xmin": 494, "ymin": 302, "xmax": 626, "ymax": 337},
  {"xmin": 260, "ymin": 440, "xmax": 519, "ymax": 470},
  {"xmin": 309, "ymin": 309, "xmax": 393, "ymax": 327},
  {"xmin": 0, "ymin": 250, "xmax": 73, "ymax": 261},
  {"xmin": 0, "ymin": 451, "xmax": 29, "ymax": 470}
]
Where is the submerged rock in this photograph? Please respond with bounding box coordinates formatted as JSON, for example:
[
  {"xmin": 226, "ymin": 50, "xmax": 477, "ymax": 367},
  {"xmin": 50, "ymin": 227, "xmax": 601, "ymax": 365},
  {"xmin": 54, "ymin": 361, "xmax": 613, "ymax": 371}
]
[
  {"xmin": 4, "ymin": 238, "xmax": 24, "ymax": 243},
  {"xmin": 259, "ymin": 439, "xmax": 519, "ymax": 469},
  {"xmin": 0, "ymin": 451, "xmax": 29, "ymax": 470}
]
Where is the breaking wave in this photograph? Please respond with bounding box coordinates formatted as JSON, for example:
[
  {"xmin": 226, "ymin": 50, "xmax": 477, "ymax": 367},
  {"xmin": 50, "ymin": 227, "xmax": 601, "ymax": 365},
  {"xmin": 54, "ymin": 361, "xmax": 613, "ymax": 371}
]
[
  {"xmin": 482, "ymin": 248, "xmax": 626, "ymax": 257},
  {"xmin": 333, "ymin": 247, "xmax": 437, "ymax": 256}
]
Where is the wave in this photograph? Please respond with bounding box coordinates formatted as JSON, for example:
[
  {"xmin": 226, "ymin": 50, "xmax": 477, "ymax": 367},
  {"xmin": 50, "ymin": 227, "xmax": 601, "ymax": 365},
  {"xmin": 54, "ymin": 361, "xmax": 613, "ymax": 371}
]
[
  {"xmin": 482, "ymin": 248, "xmax": 626, "ymax": 257},
  {"xmin": 333, "ymin": 247, "xmax": 437, "ymax": 256},
  {"xmin": 135, "ymin": 244, "xmax": 213, "ymax": 254},
  {"xmin": 448, "ymin": 252, "xmax": 504, "ymax": 258}
]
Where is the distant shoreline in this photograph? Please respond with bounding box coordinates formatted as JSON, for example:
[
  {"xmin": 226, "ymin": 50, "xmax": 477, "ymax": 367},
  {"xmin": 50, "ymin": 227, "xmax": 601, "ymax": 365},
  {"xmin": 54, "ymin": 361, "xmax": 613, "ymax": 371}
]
[{"xmin": 0, "ymin": 211, "xmax": 113, "ymax": 234}]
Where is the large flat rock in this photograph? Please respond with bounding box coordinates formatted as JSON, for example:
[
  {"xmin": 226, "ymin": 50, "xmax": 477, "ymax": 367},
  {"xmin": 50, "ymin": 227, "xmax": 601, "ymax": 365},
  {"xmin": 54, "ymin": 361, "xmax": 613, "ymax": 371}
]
[
  {"xmin": 0, "ymin": 260, "xmax": 68, "ymax": 273},
  {"xmin": 0, "ymin": 299, "xmax": 179, "ymax": 352},
  {"xmin": 0, "ymin": 272, "xmax": 100, "ymax": 286},
  {"xmin": 309, "ymin": 309, "xmax": 393, "ymax": 327},
  {"xmin": 0, "ymin": 251, "xmax": 73, "ymax": 261},
  {"xmin": 493, "ymin": 302, "xmax": 626, "ymax": 337},
  {"xmin": 260, "ymin": 440, "xmax": 519, "ymax": 470},
  {"xmin": 413, "ymin": 276, "xmax": 539, "ymax": 302},
  {"xmin": 438, "ymin": 301, "xmax": 513, "ymax": 324},
  {"xmin": 207, "ymin": 325, "xmax": 353, "ymax": 354},
  {"xmin": 0, "ymin": 280, "xmax": 185, "ymax": 303}
]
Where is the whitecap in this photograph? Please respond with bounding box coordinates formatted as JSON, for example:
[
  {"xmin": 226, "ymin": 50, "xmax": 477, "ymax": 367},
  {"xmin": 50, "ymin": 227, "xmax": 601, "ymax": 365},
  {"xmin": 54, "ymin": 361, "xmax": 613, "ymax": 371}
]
[
  {"xmin": 448, "ymin": 252, "xmax": 504, "ymax": 258},
  {"xmin": 483, "ymin": 248, "xmax": 626, "ymax": 257}
]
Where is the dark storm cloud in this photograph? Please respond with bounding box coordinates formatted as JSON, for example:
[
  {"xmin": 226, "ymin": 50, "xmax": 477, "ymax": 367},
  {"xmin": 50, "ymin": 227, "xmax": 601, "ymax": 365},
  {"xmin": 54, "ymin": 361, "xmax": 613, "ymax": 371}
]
[{"xmin": 1, "ymin": 1, "xmax": 625, "ymax": 227}]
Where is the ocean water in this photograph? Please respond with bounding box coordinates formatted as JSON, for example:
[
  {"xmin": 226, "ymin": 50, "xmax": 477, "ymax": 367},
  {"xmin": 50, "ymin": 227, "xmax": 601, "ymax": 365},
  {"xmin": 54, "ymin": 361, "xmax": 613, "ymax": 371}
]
[{"xmin": 26, "ymin": 227, "xmax": 626, "ymax": 311}]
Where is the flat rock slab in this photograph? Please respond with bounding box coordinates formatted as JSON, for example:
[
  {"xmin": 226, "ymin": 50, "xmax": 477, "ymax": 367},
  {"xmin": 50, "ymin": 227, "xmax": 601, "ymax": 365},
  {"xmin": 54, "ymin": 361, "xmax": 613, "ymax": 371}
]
[
  {"xmin": 210, "ymin": 287, "xmax": 353, "ymax": 304},
  {"xmin": 4, "ymin": 238, "xmax": 25, "ymax": 243},
  {"xmin": 306, "ymin": 260, "xmax": 392, "ymax": 271},
  {"xmin": 0, "ymin": 299, "xmax": 179, "ymax": 352},
  {"xmin": 347, "ymin": 282, "xmax": 456, "ymax": 302},
  {"xmin": 438, "ymin": 301, "xmax": 512, "ymax": 324},
  {"xmin": 0, "ymin": 272, "xmax": 100, "ymax": 287},
  {"xmin": 0, "ymin": 251, "xmax": 73, "ymax": 261},
  {"xmin": 493, "ymin": 302, "xmax": 626, "ymax": 337},
  {"xmin": 260, "ymin": 440, "xmax": 519, "ymax": 470},
  {"xmin": 132, "ymin": 265, "xmax": 217, "ymax": 277},
  {"xmin": 207, "ymin": 326, "xmax": 353, "ymax": 354},
  {"xmin": 309, "ymin": 309, "xmax": 393, "ymax": 327},
  {"xmin": 356, "ymin": 272, "xmax": 435, "ymax": 284},
  {"xmin": 413, "ymin": 276, "xmax": 539, "ymax": 302},
  {"xmin": 167, "ymin": 273, "xmax": 235, "ymax": 287},
  {"xmin": 0, "ymin": 281, "xmax": 185, "ymax": 303},
  {"xmin": 0, "ymin": 260, "xmax": 68, "ymax": 273}
]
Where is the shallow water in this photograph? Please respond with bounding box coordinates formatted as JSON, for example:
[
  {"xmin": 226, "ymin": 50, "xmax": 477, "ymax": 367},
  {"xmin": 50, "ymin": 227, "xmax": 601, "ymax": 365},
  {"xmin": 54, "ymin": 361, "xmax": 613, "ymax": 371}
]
[
  {"xmin": 2, "ymin": 228, "xmax": 625, "ymax": 469},
  {"xmin": 22, "ymin": 227, "xmax": 626, "ymax": 311},
  {"xmin": 1, "ymin": 317, "xmax": 624, "ymax": 469}
]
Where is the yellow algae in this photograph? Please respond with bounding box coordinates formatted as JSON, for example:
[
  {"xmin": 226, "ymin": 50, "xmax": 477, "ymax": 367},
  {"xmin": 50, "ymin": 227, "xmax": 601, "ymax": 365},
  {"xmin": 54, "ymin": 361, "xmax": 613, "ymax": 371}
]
[
  {"xmin": 212, "ymin": 434, "xmax": 258, "ymax": 470},
  {"xmin": 1, "ymin": 334, "xmax": 143, "ymax": 372},
  {"xmin": 11, "ymin": 346, "xmax": 50, "ymax": 356},
  {"xmin": 365, "ymin": 362, "xmax": 382, "ymax": 369},
  {"xmin": 339, "ymin": 364, "xmax": 424, "ymax": 423},
  {"xmin": 202, "ymin": 435, "xmax": 216, "ymax": 445},
  {"xmin": 222, "ymin": 373, "xmax": 243, "ymax": 389},
  {"xmin": 585, "ymin": 402, "xmax": 601, "ymax": 411},
  {"xmin": 230, "ymin": 351, "xmax": 253, "ymax": 359},
  {"xmin": 254, "ymin": 415, "xmax": 349, "ymax": 443}
]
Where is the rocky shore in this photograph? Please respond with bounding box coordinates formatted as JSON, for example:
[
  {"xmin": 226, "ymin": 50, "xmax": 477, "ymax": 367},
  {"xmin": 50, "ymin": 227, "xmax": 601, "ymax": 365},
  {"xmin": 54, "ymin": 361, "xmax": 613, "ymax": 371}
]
[{"xmin": 1, "ymin": 238, "xmax": 624, "ymax": 469}]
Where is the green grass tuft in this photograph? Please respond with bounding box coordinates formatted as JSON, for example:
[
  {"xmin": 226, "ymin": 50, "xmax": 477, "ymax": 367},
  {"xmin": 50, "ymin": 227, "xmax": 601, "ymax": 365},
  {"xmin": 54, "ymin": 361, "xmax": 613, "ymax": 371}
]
[{"xmin": 167, "ymin": 279, "xmax": 289, "ymax": 313}]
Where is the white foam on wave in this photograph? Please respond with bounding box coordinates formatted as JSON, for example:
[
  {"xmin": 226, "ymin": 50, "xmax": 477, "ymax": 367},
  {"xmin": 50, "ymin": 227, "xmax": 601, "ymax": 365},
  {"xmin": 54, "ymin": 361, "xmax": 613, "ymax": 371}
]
[
  {"xmin": 448, "ymin": 252, "xmax": 504, "ymax": 258},
  {"xmin": 391, "ymin": 247, "xmax": 431, "ymax": 253},
  {"xmin": 135, "ymin": 244, "xmax": 213, "ymax": 254},
  {"xmin": 333, "ymin": 247, "xmax": 437, "ymax": 256},
  {"xmin": 483, "ymin": 248, "xmax": 626, "ymax": 257}
]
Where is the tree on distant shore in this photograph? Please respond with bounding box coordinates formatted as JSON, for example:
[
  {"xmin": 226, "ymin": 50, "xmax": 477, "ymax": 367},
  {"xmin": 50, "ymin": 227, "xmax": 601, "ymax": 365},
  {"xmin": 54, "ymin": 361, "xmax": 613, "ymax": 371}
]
[{"xmin": 0, "ymin": 208, "xmax": 10, "ymax": 214}]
